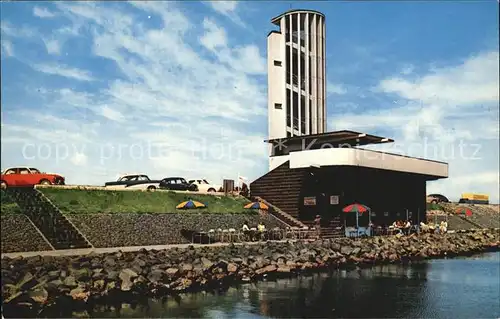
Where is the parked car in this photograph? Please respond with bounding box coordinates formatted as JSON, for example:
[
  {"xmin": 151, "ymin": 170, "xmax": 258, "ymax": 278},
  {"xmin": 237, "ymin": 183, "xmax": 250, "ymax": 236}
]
[
  {"xmin": 426, "ymin": 194, "xmax": 450, "ymax": 204},
  {"xmin": 159, "ymin": 177, "xmax": 198, "ymax": 191},
  {"xmin": 104, "ymin": 174, "xmax": 161, "ymax": 191},
  {"xmin": 0, "ymin": 167, "xmax": 65, "ymax": 188},
  {"xmin": 188, "ymin": 179, "xmax": 221, "ymax": 193}
]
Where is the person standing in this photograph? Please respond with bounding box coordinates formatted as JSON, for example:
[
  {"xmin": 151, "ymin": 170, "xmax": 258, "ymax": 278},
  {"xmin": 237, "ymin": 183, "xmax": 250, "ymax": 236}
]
[{"xmin": 314, "ymin": 214, "xmax": 321, "ymax": 239}]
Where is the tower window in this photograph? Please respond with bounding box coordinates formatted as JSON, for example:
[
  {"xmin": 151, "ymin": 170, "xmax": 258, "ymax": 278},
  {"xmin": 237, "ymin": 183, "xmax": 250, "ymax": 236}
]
[
  {"xmin": 274, "ymin": 103, "xmax": 282, "ymax": 109},
  {"xmin": 274, "ymin": 60, "xmax": 282, "ymax": 66}
]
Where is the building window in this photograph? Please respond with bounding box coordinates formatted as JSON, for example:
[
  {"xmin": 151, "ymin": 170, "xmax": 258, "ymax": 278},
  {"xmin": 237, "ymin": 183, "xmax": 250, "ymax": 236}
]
[
  {"xmin": 286, "ymin": 89, "xmax": 291, "ymax": 127},
  {"xmin": 274, "ymin": 103, "xmax": 282, "ymax": 109},
  {"xmin": 274, "ymin": 60, "xmax": 282, "ymax": 66},
  {"xmin": 287, "ymin": 131, "xmax": 292, "ymax": 138}
]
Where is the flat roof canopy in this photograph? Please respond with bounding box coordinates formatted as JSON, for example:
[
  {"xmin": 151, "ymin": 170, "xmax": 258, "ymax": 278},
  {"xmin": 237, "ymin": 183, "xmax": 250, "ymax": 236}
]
[{"xmin": 264, "ymin": 130, "xmax": 394, "ymax": 148}]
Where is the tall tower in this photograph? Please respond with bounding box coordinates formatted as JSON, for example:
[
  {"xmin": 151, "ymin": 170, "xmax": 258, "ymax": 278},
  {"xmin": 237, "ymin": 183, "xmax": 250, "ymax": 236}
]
[{"xmin": 267, "ymin": 9, "xmax": 327, "ymax": 140}]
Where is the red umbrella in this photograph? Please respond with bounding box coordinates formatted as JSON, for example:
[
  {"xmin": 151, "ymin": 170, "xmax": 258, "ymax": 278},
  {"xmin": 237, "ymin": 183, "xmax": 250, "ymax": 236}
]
[{"xmin": 342, "ymin": 203, "xmax": 369, "ymax": 214}]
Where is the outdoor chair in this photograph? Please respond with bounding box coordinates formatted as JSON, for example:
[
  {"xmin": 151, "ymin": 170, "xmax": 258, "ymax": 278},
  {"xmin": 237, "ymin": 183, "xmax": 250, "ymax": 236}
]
[
  {"xmin": 208, "ymin": 229, "xmax": 217, "ymax": 243},
  {"xmin": 290, "ymin": 227, "xmax": 300, "ymax": 239},
  {"xmin": 221, "ymin": 229, "xmax": 229, "ymax": 242},
  {"xmin": 271, "ymin": 227, "xmax": 282, "ymax": 240},
  {"xmin": 299, "ymin": 226, "xmax": 309, "ymax": 239},
  {"xmin": 228, "ymin": 228, "xmax": 239, "ymax": 242}
]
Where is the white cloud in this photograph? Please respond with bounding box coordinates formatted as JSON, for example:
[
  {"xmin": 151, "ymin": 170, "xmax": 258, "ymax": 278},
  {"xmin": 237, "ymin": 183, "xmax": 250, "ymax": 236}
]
[
  {"xmin": 33, "ymin": 6, "xmax": 56, "ymax": 18},
  {"xmin": 70, "ymin": 152, "xmax": 88, "ymax": 166},
  {"xmin": 200, "ymin": 19, "xmax": 265, "ymax": 74},
  {"xmin": 1, "ymin": 2, "xmax": 268, "ymax": 186},
  {"xmin": 100, "ymin": 106, "xmax": 125, "ymax": 122},
  {"xmin": 200, "ymin": 18, "xmax": 227, "ymax": 51},
  {"xmin": 377, "ymin": 51, "xmax": 499, "ymax": 105},
  {"xmin": 33, "ymin": 63, "xmax": 95, "ymax": 81},
  {"xmin": 327, "ymin": 82, "xmax": 347, "ymax": 95},
  {"xmin": 1, "ymin": 40, "xmax": 13, "ymax": 57},
  {"xmin": 43, "ymin": 39, "xmax": 61, "ymax": 55},
  {"xmin": 331, "ymin": 50, "xmax": 500, "ymax": 203},
  {"xmin": 205, "ymin": 1, "xmax": 245, "ymax": 27}
]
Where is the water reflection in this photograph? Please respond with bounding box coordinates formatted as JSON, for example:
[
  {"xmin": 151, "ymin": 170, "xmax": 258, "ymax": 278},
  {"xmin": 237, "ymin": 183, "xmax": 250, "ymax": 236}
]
[{"xmin": 91, "ymin": 252, "xmax": 499, "ymax": 318}]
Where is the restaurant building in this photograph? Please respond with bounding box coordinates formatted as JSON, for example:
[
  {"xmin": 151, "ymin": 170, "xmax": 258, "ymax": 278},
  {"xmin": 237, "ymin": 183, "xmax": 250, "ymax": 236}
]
[{"xmin": 250, "ymin": 130, "xmax": 449, "ymax": 230}]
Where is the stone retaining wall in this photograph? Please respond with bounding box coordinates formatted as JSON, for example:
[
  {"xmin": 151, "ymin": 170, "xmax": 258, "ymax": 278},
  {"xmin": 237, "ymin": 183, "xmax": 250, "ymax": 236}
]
[
  {"xmin": 2, "ymin": 229, "xmax": 498, "ymax": 317},
  {"xmin": 67, "ymin": 213, "xmax": 285, "ymax": 248},
  {"xmin": 1, "ymin": 215, "xmax": 52, "ymax": 253}
]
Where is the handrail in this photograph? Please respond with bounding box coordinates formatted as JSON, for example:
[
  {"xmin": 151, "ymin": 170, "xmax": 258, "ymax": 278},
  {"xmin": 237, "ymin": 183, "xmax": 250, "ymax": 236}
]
[{"xmin": 254, "ymin": 196, "xmax": 306, "ymax": 228}]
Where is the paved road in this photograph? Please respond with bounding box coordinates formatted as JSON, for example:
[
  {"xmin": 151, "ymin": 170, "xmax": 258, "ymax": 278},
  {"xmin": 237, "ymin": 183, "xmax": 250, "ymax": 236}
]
[{"xmin": 1, "ymin": 240, "xmax": 297, "ymax": 259}]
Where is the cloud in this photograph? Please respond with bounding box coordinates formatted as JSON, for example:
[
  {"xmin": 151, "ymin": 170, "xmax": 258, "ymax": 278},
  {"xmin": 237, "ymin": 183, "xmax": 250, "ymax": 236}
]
[
  {"xmin": 200, "ymin": 18, "xmax": 227, "ymax": 51},
  {"xmin": 1, "ymin": 40, "xmax": 14, "ymax": 57},
  {"xmin": 100, "ymin": 106, "xmax": 125, "ymax": 122},
  {"xmin": 327, "ymin": 82, "xmax": 347, "ymax": 95},
  {"xmin": 205, "ymin": 1, "xmax": 245, "ymax": 27},
  {"xmin": 33, "ymin": 64, "xmax": 95, "ymax": 81},
  {"xmin": 70, "ymin": 152, "xmax": 88, "ymax": 166},
  {"xmin": 1, "ymin": 2, "xmax": 268, "ymax": 186},
  {"xmin": 43, "ymin": 39, "xmax": 61, "ymax": 55},
  {"xmin": 331, "ymin": 50, "xmax": 499, "ymax": 203},
  {"xmin": 200, "ymin": 19, "xmax": 265, "ymax": 75},
  {"xmin": 33, "ymin": 6, "xmax": 56, "ymax": 18},
  {"xmin": 376, "ymin": 51, "xmax": 499, "ymax": 106}
]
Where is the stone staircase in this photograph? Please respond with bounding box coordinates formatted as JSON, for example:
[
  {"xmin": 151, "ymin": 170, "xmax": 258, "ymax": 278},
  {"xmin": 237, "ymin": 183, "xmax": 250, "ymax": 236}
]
[
  {"xmin": 6, "ymin": 187, "xmax": 93, "ymax": 250},
  {"xmin": 253, "ymin": 196, "xmax": 306, "ymax": 228},
  {"xmin": 254, "ymin": 196, "xmax": 344, "ymax": 239}
]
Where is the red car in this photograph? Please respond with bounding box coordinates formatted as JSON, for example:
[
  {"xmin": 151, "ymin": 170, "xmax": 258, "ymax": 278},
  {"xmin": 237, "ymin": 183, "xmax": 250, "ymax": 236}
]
[{"xmin": 0, "ymin": 167, "xmax": 65, "ymax": 188}]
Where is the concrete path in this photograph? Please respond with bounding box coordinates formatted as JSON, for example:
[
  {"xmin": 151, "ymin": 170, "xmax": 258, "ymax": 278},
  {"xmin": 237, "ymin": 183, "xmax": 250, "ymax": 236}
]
[{"xmin": 1, "ymin": 240, "xmax": 297, "ymax": 259}]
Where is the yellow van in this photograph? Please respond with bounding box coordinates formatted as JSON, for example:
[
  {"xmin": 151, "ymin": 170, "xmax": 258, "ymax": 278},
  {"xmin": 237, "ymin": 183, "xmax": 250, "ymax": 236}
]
[{"xmin": 459, "ymin": 193, "xmax": 489, "ymax": 204}]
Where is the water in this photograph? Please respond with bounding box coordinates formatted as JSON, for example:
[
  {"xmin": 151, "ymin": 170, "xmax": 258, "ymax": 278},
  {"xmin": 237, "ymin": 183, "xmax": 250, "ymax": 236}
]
[{"xmin": 93, "ymin": 252, "xmax": 500, "ymax": 318}]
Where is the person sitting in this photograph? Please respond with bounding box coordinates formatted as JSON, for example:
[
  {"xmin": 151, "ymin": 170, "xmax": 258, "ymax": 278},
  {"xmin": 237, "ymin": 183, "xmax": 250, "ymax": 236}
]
[
  {"xmin": 257, "ymin": 222, "xmax": 266, "ymax": 241},
  {"xmin": 404, "ymin": 220, "xmax": 412, "ymax": 235},
  {"xmin": 242, "ymin": 221, "xmax": 250, "ymax": 241},
  {"xmin": 420, "ymin": 222, "xmax": 429, "ymax": 233},
  {"xmin": 439, "ymin": 220, "xmax": 448, "ymax": 234}
]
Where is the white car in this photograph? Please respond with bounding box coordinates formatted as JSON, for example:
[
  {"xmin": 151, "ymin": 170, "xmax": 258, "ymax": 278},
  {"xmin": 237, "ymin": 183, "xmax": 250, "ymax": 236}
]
[
  {"xmin": 188, "ymin": 179, "xmax": 221, "ymax": 193},
  {"xmin": 104, "ymin": 174, "xmax": 161, "ymax": 191}
]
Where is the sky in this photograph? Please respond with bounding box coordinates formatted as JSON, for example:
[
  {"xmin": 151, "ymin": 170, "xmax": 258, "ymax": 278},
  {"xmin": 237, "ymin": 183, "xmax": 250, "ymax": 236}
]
[{"xmin": 1, "ymin": 1, "xmax": 499, "ymax": 202}]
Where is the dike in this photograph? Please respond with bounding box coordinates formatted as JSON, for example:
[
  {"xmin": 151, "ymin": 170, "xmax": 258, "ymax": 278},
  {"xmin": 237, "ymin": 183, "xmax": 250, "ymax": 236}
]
[{"xmin": 2, "ymin": 228, "xmax": 499, "ymax": 318}]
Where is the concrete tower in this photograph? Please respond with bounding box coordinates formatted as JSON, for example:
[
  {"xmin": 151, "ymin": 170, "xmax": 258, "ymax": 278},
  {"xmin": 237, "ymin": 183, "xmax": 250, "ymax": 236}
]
[{"xmin": 267, "ymin": 9, "xmax": 327, "ymax": 140}]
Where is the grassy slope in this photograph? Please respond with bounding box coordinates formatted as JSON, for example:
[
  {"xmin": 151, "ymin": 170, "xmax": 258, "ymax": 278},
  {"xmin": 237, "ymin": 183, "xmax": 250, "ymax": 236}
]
[
  {"xmin": 0, "ymin": 190, "xmax": 21, "ymax": 215},
  {"xmin": 39, "ymin": 188, "xmax": 251, "ymax": 214}
]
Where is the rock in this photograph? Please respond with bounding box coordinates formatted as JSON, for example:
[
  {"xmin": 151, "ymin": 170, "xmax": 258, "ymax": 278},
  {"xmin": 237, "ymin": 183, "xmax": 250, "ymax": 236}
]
[
  {"xmin": 277, "ymin": 266, "xmax": 291, "ymax": 273},
  {"xmin": 182, "ymin": 264, "xmax": 193, "ymax": 272},
  {"xmin": 166, "ymin": 268, "xmax": 179, "ymax": 276},
  {"xmin": 29, "ymin": 288, "xmax": 48, "ymax": 304},
  {"xmin": 119, "ymin": 269, "xmax": 138, "ymax": 291},
  {"xmin": 47, "ymin": 270, "xmax": 61, "ymax": 280},
  {"xmin": 93, "ymin": 279, "xmax": 105, "ymax": 290},
  {"xmin": 255, "ymin": 264, "xmax": 277, "ymax": 275},
  {"xmin": 200, "ymin": 257, "xmax": 213, "ymax": 269},
  {"xmin": 147, "ymin": 270, "xmax": 164, "ymax": 283},
  {"xmin": 63, "ymin": 276, "xmax": 78, "ymax": 288},
  {"xmin": 70, "ymin": 287, "xmax": 89, "ymax": 301},
  {"xmin": 227, "ymin": 263, "xmax": 238, "ymax": 273},
  {"xmin": 341, "ymin": 246, "xmax": 353, "ymax": 256}
]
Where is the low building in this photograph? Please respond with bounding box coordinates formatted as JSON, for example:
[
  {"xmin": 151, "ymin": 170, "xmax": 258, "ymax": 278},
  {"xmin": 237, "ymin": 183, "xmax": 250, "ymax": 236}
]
[{"xmin": 250, "ymin": 130, "xmax": 449, "ymax": 230}]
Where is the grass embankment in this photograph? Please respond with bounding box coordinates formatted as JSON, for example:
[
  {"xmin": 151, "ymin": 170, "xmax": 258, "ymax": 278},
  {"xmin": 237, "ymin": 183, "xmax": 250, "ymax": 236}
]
[
  {"xmin": 426, "ymin": 202, "xmax": 444, "ymax": 211},
  {"xmin": 39, "ymin": 188, "xmax": 251, "ymax": 214},
  {"xmin": 0, "ymin": 190, "xmax": 21, "ymax": 214}
]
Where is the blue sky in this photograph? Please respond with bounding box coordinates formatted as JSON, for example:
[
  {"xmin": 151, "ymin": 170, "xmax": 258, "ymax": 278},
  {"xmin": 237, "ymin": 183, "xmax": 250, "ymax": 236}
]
[{"xmin": 1, "ymin": 1, "xmax": 499, "ymax": 202}]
